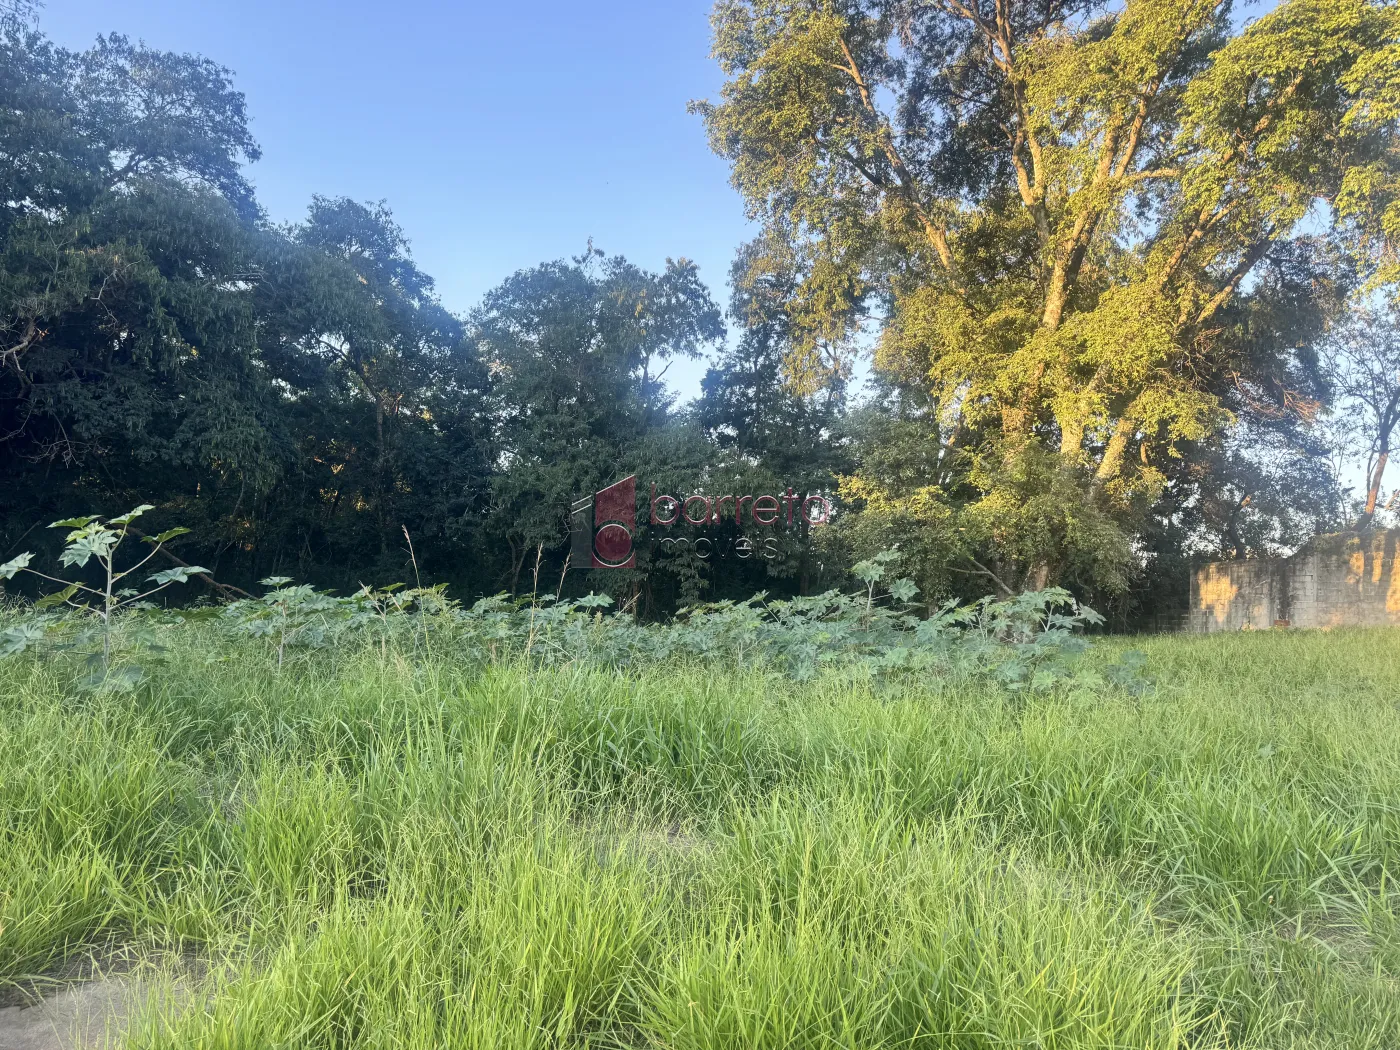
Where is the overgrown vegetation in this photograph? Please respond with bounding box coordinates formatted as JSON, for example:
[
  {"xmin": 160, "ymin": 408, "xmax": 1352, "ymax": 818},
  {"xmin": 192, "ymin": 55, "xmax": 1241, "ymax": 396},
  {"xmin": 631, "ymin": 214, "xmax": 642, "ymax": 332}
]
[
  {"xmin": 4, "ymin": 1, "xmax": 1399, "ymax": 626},
  {"xmin": 0, "ymin": 617, "xmax": 1397, "ymax": 1046},
  {"xmin": 4, "ymin": 2, "xmax": 1399, "ymax": 1042},
  {"xmin": 0, "ymin": 506, "xmax": 1120, "ymax": 691},
  {"xmin": 697, "ymin": 0, "xmax": 1400, "ymax": 608}
]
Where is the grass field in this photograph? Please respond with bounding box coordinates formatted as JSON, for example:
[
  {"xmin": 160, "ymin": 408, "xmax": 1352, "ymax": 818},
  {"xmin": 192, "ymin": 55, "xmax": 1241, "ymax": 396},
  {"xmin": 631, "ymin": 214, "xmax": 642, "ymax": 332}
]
[{"xmin": 2, "ymin": 626, "xmax": 1400, "ymax": 1047}]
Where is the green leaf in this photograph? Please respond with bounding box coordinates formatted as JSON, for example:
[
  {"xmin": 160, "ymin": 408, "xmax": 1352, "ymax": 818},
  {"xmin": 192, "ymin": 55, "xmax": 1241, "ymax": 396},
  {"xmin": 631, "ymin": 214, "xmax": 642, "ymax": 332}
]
[
  {"xmin": 0, "ymin": 621, "xmax": 52, "ymax": 657},
  {"xmin": 144, "ymin": 527, "xmax": 192, "ymax": 544},
  {"xmin": 34, "ymin": 584, "xmax": 79, "ymax": 609},
  {"xmin": 148, "ymin": 566, "xmax": 211, "ymax": 586},
  {"xmin": 81, "ymin": 665, "xmax": 146, "ymax": 694},
  {"xmin": 852, "ymin": 560, "xmax": 884, "ymax": 584},
  {"xmin": 260, "ymin": 576, "xmax": 293, "ymax": 587},
  {"xmin": 59, "ymin": 532, "xmax": 117, "ymax": 568},
  {"xmin": 0, "ymin": 552, "xmax": 32, "ymax": 580},
  {"xmin": 110, "ymin": 504, "xmax": 155, "ymax": 525},
  {"xmin": 889, "ymin": 578, "xmax": 920, "ymax": 603},
  {"xmin": 49, "ymin": 516, "xmax": 97, "ymax": 530}
]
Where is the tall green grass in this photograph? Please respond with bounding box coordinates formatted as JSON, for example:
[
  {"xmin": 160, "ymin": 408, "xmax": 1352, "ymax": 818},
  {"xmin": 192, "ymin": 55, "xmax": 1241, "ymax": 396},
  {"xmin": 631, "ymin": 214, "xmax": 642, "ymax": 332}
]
[{"xmin": 2, "ymin": 627, "xmax": 1399, "ymax": 1046}]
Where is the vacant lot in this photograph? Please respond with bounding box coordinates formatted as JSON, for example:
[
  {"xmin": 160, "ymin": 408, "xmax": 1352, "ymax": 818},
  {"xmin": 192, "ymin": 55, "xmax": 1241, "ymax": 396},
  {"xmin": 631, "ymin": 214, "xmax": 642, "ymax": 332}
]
[{"xmin": 2, "ymin": 627, "xmax": 1399, "ymax": 1048}]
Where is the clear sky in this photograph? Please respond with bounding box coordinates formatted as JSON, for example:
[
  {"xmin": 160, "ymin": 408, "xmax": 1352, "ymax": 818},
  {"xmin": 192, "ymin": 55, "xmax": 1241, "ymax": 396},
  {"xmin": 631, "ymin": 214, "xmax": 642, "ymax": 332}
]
[{"xmin": 34, "ymin": 0, "xmax": 754, "ymax": 398}]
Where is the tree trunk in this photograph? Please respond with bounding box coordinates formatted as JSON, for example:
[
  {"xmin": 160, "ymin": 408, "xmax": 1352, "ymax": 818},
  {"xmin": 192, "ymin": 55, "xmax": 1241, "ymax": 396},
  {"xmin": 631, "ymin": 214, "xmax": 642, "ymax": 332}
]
[
  {"xmin": 375, "ymin": 396, "xmax": 388, "ymax": 556},
  {"xmin": 508, "ymin": 538, "xmax": 525, "ymax": 597},
  {"xmin": 1359, "ymin": 448, "xmax": 1389, "ymax": 528},
  {"xmin": 1042, "ymin": 267, "xmax": 1071, "ymax": 331},
  {"xmin": 1025, "ymin": 560, "xmax": 1051, "ymax": 591},
  {"xmin": 1225, "ymin": 496, "xmax": 1249, "ymax": 558},
  {"xmin": 1094, "ymin": 421, "xmax": 1132, "ymax": 487},
  {"xmin": 1059, "ymin": 417, "xmax": 1085, "ymax": 459}
]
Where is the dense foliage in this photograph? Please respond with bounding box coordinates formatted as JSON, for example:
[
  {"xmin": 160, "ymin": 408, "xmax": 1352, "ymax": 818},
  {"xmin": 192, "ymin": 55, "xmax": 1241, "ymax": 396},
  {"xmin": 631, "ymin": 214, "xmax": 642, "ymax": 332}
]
[
  {"xmin": 2, "ymin": 2, "xmax": 1399, "ymax": 624},
  {"xmin": 1, "ymin": 504, "xmax": 1126, "ymax": 695},
  {"xmin": 0, "ymin": 20, "xmax": 795, "ymax": 612},
  {"xmin": 695, "ymin": 0, "xmax": 1400, "ymax": 613}
]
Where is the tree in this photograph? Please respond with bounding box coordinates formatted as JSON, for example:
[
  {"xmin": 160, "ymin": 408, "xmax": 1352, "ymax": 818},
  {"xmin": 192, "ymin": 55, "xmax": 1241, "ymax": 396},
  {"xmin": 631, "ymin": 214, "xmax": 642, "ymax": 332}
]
[
  {"xmin": 472, "ymin": 249, "xmax": 724, "ymax": 594},
  {"xmin": 696, "ymin": 0, "xmax": 1400, "ymax": 591},
  {"xmin": 0, "ymin": 29, "xmax": 260, "ymax": 229},
  {"xmin": 1325, "ymin": 304, "xmax": 1400, "ymax": 526},
  {"xmin": 0, "ymin": 26, "xmax": 494, "ymax": 596},
  {"xmin": 695, "ymin": 238, "xmax": 853, "ymax": 595},
  {"xmin": 698, "ymin": 239, "xmax": 848, "ymax": 473},
  {"xmin": 245, "ymin": 197, "xmax": 493, "ymax": 586},
  {"xmin": 0, "ymin": 25, "xmax": 282, "ymax": 558}
]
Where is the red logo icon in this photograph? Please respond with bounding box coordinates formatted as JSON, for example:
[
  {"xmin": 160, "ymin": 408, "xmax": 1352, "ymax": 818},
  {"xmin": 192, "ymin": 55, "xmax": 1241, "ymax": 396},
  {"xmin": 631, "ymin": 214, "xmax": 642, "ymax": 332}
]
[{"xmin": 570, "ymin": 475, "xmax": 636, "ymax": 569}]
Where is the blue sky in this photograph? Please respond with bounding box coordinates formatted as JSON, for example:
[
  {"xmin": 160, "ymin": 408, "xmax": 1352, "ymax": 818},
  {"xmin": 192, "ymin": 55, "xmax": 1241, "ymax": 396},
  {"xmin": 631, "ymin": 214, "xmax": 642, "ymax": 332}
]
[{"xmin": 36, "ymin": 0, "xmax": 753, "ymax": 397}]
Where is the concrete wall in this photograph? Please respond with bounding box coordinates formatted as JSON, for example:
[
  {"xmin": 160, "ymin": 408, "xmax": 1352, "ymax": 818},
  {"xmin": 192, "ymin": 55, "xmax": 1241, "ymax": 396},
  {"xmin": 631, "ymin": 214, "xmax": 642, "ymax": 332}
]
[{"xmin": 1190, "ymin": 530, "xmax": 1400, "ymax": 631}]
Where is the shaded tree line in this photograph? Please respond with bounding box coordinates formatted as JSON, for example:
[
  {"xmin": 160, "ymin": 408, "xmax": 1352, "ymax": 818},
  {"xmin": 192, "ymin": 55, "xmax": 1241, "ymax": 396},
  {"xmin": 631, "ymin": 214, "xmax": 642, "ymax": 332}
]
[
  {"xmin": 3, "ymin": 2, "xmax": 1399, "ymax": 624},
  {"xmin": 0, "ymin": 18, "xmax": 850, "ymax": 613}
]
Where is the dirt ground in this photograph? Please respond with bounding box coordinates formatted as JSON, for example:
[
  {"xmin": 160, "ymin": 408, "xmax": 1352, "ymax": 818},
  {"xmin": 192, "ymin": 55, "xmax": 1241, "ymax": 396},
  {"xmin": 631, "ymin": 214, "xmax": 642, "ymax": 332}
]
[{"xmin": 0, "ymin": 978, "xmax": 140, "ymax": 1050}]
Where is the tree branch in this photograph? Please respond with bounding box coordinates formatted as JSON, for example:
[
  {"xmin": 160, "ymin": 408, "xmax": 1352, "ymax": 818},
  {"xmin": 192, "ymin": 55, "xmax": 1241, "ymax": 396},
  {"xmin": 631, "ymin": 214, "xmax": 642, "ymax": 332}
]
[
  {"xmin": 1193, "ymin": 233, "xmax": 1274, "ymax": 329},
  {"xmin": 835, "ymin": 34, "xmax": 961, "ymax": 286},
  {"xmin": 961, "ymin": 554, "xmax": 1016, "ymax": 596},
  {"xmin": 127, "ymin": 526, "xmax": 253, "ymax": 600}
]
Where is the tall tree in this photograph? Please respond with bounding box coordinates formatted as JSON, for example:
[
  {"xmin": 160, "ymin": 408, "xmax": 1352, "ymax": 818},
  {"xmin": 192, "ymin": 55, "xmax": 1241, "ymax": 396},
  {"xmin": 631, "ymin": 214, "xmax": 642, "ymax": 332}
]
[
  {"xmin": 241, "ymin": 198, "xmax": 494, "ymax": 587},
  {"xmin": 472, "ymin": 249, "xmax": 724, "ymax": 593},
  {"xmin": 698, "ymin": 239, "xmax": 848, "ymax": 479},
  {"xmin": 696, "ymin": 0, "xmax": 1400, "ymax": 591},
  {"xmin": 696, "ymin": 238, "xmax": 852, "ymax": 595},
  {"xmin": 1325, "ymin": 304, "xmax": 1400, "ymax": 526},
  {"xmin": 0, "ymin": 26, "xmax": 279, "ymax": 547},
  {"xmin": 0, "ymin": 26, "xmax": 494, "ymax": 594}
]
